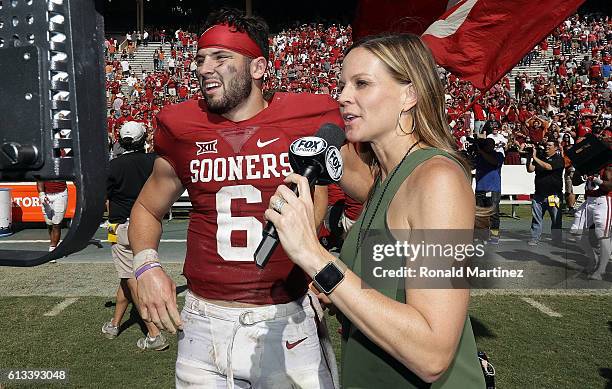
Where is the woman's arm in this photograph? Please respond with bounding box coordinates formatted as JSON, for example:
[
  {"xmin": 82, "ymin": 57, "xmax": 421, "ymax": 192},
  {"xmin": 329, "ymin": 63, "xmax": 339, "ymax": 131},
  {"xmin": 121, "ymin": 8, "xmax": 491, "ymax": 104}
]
[{"xmin": 266, "ymin": 158, "xmax": 474, "ymax": 383}]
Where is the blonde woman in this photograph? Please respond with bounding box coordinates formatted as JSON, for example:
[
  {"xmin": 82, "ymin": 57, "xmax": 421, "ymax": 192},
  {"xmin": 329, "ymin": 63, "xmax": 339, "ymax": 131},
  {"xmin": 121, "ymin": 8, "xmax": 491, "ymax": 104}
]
[{"xmin": 266, "ymin": 34, "xmax": 485, "ymax": 387}]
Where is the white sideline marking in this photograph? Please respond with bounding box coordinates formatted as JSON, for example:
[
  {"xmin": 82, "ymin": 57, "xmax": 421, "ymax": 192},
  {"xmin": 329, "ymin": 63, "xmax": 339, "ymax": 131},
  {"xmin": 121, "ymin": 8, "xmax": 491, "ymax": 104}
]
[
  {"xmin": 43, "ymin": 298, "xmax": 79, "ymax": 317},
  {"xmin": 0, "ymin": 239, "xmax": 187, "ymax": 243},
  {"xmin": 520, "ymin": 297, "xmax": 562, "ymax": 317}
]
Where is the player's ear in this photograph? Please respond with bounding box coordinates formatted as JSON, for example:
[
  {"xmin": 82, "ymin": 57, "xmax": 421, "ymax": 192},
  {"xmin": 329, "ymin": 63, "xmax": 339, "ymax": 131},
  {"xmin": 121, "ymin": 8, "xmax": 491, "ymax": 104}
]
[{"xmin": 250, "ymin": 57, "xmax": 267, "ymax": 81}]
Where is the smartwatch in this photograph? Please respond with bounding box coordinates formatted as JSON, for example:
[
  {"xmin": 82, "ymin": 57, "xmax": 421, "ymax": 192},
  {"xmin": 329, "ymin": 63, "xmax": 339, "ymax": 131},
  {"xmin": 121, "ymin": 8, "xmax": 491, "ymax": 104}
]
[{"xmin": 313, "ymin": 260, "xmax": 347, "ymax": 295}]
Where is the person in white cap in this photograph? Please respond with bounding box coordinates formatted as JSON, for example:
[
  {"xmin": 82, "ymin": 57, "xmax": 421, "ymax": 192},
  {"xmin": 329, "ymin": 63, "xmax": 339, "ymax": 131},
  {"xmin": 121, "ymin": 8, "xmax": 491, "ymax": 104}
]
[{"xmin": 101, "ymin": 121, "xmax": 167, "ymax": 351}]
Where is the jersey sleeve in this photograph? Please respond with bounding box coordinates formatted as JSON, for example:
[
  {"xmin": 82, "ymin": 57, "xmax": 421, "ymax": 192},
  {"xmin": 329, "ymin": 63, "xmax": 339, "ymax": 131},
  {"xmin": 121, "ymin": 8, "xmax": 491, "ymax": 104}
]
[
  {"xmin": 153, "ymin": 110, "xmax": 179, "ymax": 173},
  {"xmin": 315, "ymin": 95, "xmax": 344, "ymax": 133}
]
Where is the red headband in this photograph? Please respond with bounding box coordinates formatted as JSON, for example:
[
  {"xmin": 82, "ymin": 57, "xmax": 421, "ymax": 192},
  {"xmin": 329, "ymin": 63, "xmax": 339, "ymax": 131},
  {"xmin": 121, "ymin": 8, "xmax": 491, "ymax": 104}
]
[{"xmin": 197, "ymin": 23, "xmax": 264, "ymax": 59}]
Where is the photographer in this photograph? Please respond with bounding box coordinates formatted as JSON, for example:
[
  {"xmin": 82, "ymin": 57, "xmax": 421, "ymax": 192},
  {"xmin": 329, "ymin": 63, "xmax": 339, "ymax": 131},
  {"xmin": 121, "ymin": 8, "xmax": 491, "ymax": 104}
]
[
  {"xmin": 526, "ymin": 138, "xmax": 564, "ymax": 245},
  {"xmin": 475, "ymin": 138, "xmax": 504, "ymax": 244}
]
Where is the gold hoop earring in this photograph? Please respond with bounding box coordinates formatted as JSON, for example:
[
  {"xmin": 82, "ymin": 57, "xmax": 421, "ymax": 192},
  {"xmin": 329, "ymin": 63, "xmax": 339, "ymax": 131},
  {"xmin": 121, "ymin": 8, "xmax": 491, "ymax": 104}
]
[{"xmin": 397, "ymin": 111, "xmax": 416, "ymax": 135}]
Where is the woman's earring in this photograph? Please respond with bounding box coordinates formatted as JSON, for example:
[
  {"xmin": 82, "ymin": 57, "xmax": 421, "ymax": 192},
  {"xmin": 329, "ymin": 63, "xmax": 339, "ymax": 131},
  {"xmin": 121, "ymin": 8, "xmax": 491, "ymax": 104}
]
[{"xmin": 398, "ymin": 110, "xmax": 416, "ymax": 135}]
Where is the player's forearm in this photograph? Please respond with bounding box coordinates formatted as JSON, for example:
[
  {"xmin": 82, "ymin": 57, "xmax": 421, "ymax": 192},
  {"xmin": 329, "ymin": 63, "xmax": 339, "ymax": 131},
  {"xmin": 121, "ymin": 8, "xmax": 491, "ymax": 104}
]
[{"xmin": 128, "ymin": 200, "xmax": 163, "ymax": 254}]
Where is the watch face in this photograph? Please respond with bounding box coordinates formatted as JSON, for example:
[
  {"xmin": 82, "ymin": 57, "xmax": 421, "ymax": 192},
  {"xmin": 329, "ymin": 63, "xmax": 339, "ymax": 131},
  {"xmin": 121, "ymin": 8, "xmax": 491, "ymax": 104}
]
[{"xmin": 315, "ymin": 262, "xmax": 344, "ymax": 293}]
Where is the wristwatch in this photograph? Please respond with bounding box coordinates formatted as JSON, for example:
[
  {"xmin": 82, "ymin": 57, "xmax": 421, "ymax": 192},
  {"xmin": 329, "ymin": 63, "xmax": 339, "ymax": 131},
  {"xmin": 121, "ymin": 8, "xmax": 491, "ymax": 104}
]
[{"xmin": 313, "ymin": 260, "xmax": 347, "ymax": 295}]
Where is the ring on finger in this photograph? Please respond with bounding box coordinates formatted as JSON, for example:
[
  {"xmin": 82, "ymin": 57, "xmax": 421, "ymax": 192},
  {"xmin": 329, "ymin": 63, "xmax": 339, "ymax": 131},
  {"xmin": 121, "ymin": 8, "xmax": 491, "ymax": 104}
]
[{"xmin": 271, "ymin": 197, "xmax": 287, "ymax": 213}]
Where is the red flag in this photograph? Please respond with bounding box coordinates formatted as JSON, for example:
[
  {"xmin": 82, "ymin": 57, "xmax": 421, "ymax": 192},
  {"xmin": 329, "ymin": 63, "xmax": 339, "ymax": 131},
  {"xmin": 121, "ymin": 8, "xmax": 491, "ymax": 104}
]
[
  {"xmin": 352, "ymin": 0, "xmax": 457, "ymax": 39},
  {"xmin": 421, "ymin": 0, "xmax": 585, "ymax": 90}
]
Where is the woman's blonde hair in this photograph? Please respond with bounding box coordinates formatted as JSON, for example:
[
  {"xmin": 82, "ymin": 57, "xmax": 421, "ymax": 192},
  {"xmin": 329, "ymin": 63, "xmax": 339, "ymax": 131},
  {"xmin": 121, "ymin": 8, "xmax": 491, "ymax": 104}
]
[
  {"xmin": 348, "ymin": 34, "xmax": 489, "ymax": 225},
  {"xmin": 347, "ymin": 33, "xmax": 472, "ymax": 174}
]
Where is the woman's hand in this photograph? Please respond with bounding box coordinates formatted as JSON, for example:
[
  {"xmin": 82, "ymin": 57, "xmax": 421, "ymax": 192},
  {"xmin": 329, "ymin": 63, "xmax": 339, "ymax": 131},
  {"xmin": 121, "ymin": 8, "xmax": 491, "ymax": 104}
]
[{"xmin": 264, "ymin": 173, "xmax": 328, "ymax": 276}]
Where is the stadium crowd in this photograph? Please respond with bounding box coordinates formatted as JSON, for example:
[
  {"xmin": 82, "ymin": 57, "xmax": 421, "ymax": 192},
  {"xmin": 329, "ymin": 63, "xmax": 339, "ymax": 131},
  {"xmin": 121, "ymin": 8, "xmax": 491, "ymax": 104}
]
[
  {"xmin": 446, "ymin": 13, "xmax": 611, "ymax": 166},
  {"xmin": 104, "ymin": 14, "xmax": 611, "ymax": 166}
]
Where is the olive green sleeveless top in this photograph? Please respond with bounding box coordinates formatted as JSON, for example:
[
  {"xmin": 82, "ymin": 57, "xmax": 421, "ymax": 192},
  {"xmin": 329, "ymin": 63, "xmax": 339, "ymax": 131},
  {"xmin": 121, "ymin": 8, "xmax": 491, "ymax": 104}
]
[{"xmin": 339, "ymin": 148, "xmax": 486, "ymax": 389}]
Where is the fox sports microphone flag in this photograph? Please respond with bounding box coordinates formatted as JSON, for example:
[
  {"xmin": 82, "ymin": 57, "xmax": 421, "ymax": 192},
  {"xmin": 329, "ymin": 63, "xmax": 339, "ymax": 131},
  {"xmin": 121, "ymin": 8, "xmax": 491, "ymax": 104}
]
[{"xmin": 420, "ymin": 0, "xmax": 585, "ymax": 90}]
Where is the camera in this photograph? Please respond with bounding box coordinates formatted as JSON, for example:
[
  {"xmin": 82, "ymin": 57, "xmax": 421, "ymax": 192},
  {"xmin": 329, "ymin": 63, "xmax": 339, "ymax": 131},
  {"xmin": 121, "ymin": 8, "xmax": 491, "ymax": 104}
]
[
  {"xmin": 463, "ymin": 137, "xmax": 489, "ymax": 164},
  {"xmin": 524, "ymin": 143, "xmax": 546, "ymax": 160}
]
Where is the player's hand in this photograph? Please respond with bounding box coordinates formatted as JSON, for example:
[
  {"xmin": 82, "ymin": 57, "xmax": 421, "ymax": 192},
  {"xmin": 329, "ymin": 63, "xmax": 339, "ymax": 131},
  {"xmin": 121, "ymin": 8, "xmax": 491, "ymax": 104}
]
[
  {"xmin": 39, "ymin": 193, "xmax": 49, "ymax": 205},
  {"xmin": 309, "ymin": 283, "xmax": 338, "ymax": 316},
  {"xmin": 136, "ymin": 267, "xmax": 183, "ymax": 333}
]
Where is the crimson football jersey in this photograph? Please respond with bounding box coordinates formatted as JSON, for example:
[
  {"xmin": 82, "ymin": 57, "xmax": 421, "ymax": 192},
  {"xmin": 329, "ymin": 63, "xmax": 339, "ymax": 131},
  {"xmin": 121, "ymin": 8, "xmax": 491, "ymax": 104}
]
[
  {"xmin": 44, "ymin": 181, "xmax": 67, "ymax": 193},
  {"xmin": 155, "ymin": 93, "xmax": 343, "ymax": 304}
]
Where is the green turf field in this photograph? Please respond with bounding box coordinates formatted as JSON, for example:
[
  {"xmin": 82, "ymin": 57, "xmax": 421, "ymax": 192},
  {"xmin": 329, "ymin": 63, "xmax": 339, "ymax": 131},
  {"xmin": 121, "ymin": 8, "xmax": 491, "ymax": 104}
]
[{"xmin": 0, "ymin": 295, "xmax": 610, "ymax": 388}]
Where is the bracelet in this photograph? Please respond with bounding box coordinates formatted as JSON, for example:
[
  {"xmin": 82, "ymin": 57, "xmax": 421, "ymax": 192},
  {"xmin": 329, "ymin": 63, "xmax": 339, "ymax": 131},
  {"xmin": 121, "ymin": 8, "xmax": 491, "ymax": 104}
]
[
  {"xmin": 133, "ymin": 248, "xmax": 160, "ymax": 269},
  {"xmin": 135, "ymin": 262, "xmax": 162, "ymax": 279},
  {"xmin": 134, "ymin": 260, "xmax": 160, "ymax": 272}
]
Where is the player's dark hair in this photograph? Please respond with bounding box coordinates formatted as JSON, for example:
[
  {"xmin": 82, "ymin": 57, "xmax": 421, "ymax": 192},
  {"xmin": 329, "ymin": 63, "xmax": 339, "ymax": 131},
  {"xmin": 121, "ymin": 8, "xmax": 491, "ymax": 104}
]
[{"xmin": 205, "ymin": 8, "xmax": 270, "ymax": 61}]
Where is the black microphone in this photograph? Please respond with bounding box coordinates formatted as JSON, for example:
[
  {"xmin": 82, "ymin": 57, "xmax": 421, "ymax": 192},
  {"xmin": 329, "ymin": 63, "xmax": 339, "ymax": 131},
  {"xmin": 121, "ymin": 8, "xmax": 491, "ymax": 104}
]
[{"xmin": 254, "ymin": 123, "xmax": 345, "ymax": 268}]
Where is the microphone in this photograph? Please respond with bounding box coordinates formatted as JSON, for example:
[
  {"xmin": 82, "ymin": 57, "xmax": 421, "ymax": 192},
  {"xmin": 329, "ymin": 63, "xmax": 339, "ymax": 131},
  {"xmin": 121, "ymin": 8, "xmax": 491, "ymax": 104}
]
[{"xmin": 254, "ymin": 123, "xmax": 345, "ymax": 268}]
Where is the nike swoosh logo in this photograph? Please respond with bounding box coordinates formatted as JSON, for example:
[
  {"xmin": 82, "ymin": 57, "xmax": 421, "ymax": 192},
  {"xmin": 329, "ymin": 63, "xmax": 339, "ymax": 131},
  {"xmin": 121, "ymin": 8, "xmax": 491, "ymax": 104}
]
[
  {"xmin": 285, "ymin": 337, "xmax": 307, "ymax": 350},
  {"xmin": 257, "ymin": 138, "xmax": 280, "ymax": 148}
]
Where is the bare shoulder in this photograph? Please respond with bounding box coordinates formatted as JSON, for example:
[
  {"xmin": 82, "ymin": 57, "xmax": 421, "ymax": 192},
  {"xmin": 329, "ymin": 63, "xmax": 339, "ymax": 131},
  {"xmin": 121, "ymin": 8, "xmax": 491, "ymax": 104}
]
[
  {"xmin": 390, "ymin": 155, "xmax": 474, "ymax": 230},
  {"xmin": 410, "ymin": 155, "xmax": 469, "ymax": 190}
]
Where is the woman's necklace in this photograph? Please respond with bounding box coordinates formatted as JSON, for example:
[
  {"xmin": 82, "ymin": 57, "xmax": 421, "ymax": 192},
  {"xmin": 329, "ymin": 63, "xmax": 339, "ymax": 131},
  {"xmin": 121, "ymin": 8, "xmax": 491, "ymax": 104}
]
[{"xmin": 354, "ymin": 140, "xmax": 421, "ymax": 258}]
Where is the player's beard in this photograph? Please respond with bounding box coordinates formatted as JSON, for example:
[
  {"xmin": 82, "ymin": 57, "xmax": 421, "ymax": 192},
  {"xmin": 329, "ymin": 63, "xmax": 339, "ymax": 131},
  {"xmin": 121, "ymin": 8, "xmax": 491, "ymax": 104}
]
[{"xmin": 203, "ymin": 62, "xmax": 252, "ymax": 115}]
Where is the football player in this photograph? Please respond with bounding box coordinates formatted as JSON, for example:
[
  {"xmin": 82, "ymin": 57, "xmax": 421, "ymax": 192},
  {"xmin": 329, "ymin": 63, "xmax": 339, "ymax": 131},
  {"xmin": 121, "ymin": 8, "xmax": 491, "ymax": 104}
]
[
  {"xmin": 570, "ymin": 163, "xmax": 611, "ymax": 280},
  {"xmin": 129, "ymin": 9, "xmax": 341, "ymax": 388}
]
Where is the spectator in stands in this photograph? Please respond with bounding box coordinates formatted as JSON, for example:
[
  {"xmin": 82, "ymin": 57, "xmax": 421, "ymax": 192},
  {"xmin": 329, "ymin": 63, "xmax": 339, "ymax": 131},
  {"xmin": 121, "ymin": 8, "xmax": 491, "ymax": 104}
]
[
  {"xmin": 527, "ymin": 138, "xmax": 564, "ymax": 245},
  {"xmin": 120, "ymin": 58, "xmax": 130, "ymax": 77},
  {"xmin": 487, "ymin": 124, "xmax": 508, "ymax": 155},
  {"xmin": 526, "ymin": 116, "xmax": 549, "ymax": 143},
  {"xmin": 168, "ymin": 57, "xmax": 176, "ymax": 75},
  {"xmin": 125, "ymin": 73, "xmax": 137, "ymax": 100},
  {"xmin": 473, "ymin": 100, "xmax": 487, "ymax": 136},
  {"xmin": 112, "ymin": 93, "xmax": 124, "ymax": 115},
  {"xmin": 153, "ymin": 49, "xmax": 159, "ymax": 71},
  {"xmin": 482, "ymin": 112, "xmax": 501, "ymax": 137},
  {"xmin": 475, "ymin": 138, "xmax": 504, "ymax": 244}
]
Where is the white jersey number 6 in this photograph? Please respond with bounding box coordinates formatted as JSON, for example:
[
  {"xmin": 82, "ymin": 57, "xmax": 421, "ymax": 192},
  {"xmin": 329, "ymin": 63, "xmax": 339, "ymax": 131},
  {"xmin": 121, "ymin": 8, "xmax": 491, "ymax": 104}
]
[{"xmin": 216, "ymin": 185, "xmax": 263, "ymax": 261}]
